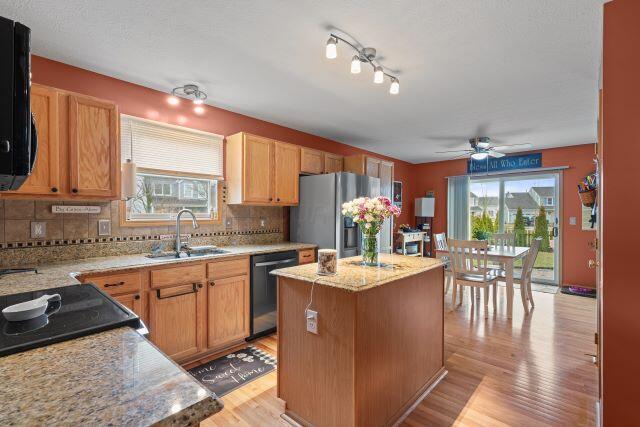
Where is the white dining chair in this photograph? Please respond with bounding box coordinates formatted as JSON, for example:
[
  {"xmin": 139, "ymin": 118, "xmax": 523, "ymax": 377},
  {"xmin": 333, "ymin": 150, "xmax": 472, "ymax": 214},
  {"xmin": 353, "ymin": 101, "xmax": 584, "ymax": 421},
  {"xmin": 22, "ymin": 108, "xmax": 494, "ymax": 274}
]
[
  {"xmin": 447, "ymin": 239, "xmax": 498, "ymax": 317},
  {"xmin": 490, "ymin": 232, "xmax": 515, "ymax": 250},
  {"xmin": 519, "ymin": 237, "xmax": 542, "ymax": 308},
  {"xmin": 434, "ymin": 233, "xmax": 453, "ymax": 295}
]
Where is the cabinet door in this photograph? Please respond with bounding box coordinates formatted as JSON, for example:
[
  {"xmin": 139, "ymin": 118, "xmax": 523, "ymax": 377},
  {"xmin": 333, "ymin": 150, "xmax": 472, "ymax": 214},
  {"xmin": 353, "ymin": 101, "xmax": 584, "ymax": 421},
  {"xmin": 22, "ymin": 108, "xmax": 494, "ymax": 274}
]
[
  {"xmin": 379, "ymin": 161, "xmax": 394, "ymax": 198},
  {"xmin": 207, "ymin": 275, "xmax": 249, "ymax": 349},
  {"xmin": 243, "ymin": 134, "xmax": 273, "ymax": 203},
  {"xmin": 13, "ymin": 85, "xmax": 60, "ymax": 195},
  {"xmin": 274, "ymin": 141, "xmax": 300, "ymax": 204},
  {"xmin": 68, "ymin": 95, "xmax": 119, "ymax": 198},
  {"xmin": 300, "ymin": 147, "xmax": 324, "ymax": 175},
  {"xmin": 114, "ymin": 292, "xmax": 143, "ymax": 319},
  {"xmin": 324, "ymin": 153, "xmax": 343, "ymax": 173},
  {"xmin": 366, "ymin": 157, "xmax": 381, "ymax": 178},
  {"xmin": 149, "ymin": 283, "xmax": 205, "ymax": 361}
]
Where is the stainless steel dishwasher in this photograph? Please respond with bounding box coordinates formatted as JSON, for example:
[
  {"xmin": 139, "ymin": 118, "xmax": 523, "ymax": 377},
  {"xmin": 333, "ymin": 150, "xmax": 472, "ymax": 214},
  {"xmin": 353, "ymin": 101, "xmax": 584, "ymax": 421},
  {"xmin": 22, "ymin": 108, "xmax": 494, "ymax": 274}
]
[{"xmin": 248, "ymin": 250, "xmax": 298, "ymax": 341}]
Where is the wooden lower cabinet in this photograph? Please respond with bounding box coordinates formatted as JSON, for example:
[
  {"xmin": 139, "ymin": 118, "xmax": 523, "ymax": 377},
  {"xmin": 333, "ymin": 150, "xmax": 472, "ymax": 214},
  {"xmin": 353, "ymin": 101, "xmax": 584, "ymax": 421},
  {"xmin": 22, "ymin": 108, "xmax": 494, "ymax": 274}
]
[
  {"xmin": 207, "ymin": 275, "xmax": 249, "ymax": 349},
  {"xmin": 149, "ymin": 282, "xmax": 206, "ymax": 361},
  {"xmin": 113, "ymin": 292, "xmax": 143, "ymax": 318}
]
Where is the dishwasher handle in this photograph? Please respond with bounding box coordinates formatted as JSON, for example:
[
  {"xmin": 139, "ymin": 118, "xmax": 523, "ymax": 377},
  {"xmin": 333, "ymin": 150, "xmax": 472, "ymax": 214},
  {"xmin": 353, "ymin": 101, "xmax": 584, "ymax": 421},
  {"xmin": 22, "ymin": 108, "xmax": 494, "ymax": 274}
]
[{"xmin": 254, "ymin": 258, "xmax": 297, "ymax": 267}]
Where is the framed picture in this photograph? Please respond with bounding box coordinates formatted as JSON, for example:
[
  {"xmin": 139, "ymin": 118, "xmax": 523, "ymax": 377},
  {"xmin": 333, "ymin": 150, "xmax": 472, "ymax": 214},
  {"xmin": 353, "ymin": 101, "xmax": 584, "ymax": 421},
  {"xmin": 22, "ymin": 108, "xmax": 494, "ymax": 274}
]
[{"xmin": 393, "ymin": 181, "xmax": 402, "ymax": 204}]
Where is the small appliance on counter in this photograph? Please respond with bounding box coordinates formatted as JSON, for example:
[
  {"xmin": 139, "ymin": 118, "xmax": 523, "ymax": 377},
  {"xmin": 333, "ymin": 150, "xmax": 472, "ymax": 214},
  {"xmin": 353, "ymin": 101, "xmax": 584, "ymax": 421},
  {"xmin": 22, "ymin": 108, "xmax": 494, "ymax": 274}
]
[
  {"xmin": 0, "ymin": 16, "xmax": 37, "ymax": 191},
  {"xmin": 0, "ymin": 284, "xmax": 143, "ymax": 357},
  {"xmin": 415, "ymin": 197, "xmax": 435, "ymax": 257}
]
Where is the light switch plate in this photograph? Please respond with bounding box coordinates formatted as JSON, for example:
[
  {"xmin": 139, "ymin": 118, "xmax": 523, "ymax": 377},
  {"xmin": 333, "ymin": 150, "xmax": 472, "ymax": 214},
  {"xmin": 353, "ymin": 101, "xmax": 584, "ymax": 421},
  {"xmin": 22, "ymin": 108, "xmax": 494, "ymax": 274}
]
[
  {"xmin": 569, "ymin": 216, "xmax": 577, "ymax": 226},
  {"xmin": 306, "ymin": 309, "xmax": 318, "ymax": 334},
  {"xmin": 30, "ymin": 222, "xmax": 46, "ymax": 239},
  {"xmin": 225, "ymin": 218, "xmax": 233, "ymax": 229},
  {"xmin": 98, "ymin": 219, "xmax": 111, "ymax": 236}
]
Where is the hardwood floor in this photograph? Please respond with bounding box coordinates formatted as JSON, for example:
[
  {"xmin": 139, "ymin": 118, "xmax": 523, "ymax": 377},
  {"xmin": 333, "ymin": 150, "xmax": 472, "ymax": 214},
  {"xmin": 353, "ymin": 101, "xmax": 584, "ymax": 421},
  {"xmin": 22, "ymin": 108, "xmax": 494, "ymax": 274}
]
[{"xmin": 201, "ymin": 286, "xmax": 597, "ymax": 426}]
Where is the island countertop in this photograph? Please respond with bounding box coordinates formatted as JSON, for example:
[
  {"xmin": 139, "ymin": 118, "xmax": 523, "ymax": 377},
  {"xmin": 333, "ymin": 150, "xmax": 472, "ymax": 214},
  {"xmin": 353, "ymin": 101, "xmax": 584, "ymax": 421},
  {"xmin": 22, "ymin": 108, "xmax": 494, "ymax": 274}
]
[{"xmin": 271, "ymin": 253, "xmax": 443, "ymax": 292}]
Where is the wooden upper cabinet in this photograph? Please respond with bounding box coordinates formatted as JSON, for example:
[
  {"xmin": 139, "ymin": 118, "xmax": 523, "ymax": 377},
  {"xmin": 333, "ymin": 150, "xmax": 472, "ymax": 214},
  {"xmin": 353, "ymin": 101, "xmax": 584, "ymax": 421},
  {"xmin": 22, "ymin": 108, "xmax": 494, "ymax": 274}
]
[
  {"xmin": 10, "ymin": 84, "xmax": 61, "ymax": 196},
  {"xmin": 207, "ymin": 274, "xmax": 249, "ymax": 349},
  {"xmin": 324, "ymin": 153, "xmax": 343, "ymax": 173},
  {"xmin": 68, "ymin": 94, "xmax": 119, "ymax": 198},
  {"xmin": 274, "ymin": 141, "xmax": 300, "ymax": 205},
  {"xmin": 366, "ymin": 157, "xmax": 381, "ymax": 178},
  {"xmin": 243, "ymin": 134, "xmax": 273, "ymax": 203},
  {"xmin": 226, "ymin": 132, "xmax": 300, "ymax": 205},
  {"xmin": 300, "ymin": 147, "xmax": 324, "ymax": 175}
]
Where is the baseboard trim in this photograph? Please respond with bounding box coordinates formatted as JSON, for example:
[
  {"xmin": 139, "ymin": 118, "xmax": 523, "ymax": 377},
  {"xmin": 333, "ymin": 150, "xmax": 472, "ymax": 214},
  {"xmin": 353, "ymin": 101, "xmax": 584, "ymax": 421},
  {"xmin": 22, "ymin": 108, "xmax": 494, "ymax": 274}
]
[{"xmin": 392, "ymin": 367, "xmax": 448, "ymax": 427}]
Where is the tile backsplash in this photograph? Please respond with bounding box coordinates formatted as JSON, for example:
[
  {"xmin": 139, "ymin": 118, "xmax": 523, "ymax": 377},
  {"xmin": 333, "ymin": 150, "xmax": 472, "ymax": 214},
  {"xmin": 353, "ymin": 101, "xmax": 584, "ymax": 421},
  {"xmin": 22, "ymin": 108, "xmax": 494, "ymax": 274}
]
[{"xmin": 0, "ymin": 198, "xmax": 284, "ymax": 266}]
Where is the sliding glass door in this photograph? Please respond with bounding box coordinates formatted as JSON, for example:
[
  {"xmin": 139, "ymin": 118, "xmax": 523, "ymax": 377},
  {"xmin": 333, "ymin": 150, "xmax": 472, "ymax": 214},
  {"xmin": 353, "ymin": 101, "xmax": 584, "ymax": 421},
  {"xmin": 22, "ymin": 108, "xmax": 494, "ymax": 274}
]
[{"xmin": 469, "ymin": 172, "xmax": 561, "ymax": 285}]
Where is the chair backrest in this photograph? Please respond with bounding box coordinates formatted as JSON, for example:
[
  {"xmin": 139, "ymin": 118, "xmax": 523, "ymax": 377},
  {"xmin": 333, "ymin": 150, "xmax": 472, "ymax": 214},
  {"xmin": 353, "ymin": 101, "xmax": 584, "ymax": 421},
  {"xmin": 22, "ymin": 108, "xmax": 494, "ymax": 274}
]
[
  {"xmin": 434, "ymin": 233, "xmax": 448, "ymax": 251},
  {"xmin": 491, "ymin": 232, "xmax": 515, "ymax": 250},
  {"xmin": 447, "ymin": 239, "xmax": 490, "ymax": 279},
  {"xmin": 521, "ymin": 238, "xmax": 542, "ymax": 283}
]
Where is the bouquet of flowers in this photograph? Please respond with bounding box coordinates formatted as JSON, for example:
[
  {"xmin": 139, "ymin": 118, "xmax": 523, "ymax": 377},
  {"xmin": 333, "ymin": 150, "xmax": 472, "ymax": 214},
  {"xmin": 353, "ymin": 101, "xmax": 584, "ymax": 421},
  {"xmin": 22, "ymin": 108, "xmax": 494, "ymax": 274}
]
[{"xmin": 341, "ymin": 196, "xmax": 401, "ymax": 265}]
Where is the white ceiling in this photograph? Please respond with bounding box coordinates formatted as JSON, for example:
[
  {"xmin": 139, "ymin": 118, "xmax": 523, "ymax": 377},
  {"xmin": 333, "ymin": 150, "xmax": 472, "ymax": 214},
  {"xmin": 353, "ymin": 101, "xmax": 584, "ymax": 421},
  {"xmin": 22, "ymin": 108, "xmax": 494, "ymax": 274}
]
[{"xmin": 3, "ymin": 0, "xmax": 604, "ymax": 163}]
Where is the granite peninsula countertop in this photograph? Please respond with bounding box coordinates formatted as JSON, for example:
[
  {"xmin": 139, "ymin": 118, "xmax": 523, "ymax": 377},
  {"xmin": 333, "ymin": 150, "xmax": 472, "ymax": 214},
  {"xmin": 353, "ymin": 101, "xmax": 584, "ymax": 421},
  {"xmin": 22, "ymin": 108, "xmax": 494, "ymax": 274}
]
[
  {"xmin": 0, "ymin": 242, "xmax": 316, "ymax": 296},
  {"xmin": 0, "ymin": 327, "xmax": 222, "ymax": 426},
  {"xmin": 271, "ymin": 253, "xmax": 443, "ymax": 292},
  {"xmin": 0, "ymin": 242, "xmax": 315, "ymax": 425}
]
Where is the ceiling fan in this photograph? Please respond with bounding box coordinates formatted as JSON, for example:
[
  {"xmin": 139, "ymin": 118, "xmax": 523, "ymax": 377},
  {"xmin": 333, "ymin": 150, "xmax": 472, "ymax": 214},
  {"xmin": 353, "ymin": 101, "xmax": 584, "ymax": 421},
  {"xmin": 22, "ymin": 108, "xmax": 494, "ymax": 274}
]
[{"xmin": 435, "ymin": 137, "xmax": 532, "ymax": 161}]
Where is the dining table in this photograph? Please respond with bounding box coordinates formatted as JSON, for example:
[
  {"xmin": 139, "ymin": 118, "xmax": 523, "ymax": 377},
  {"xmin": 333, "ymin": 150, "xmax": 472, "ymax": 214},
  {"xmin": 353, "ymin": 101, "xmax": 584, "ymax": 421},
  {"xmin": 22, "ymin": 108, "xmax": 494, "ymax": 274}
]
[{"xmin": 436, "ymin": 245, "xmax": 531, "ymax": 318}]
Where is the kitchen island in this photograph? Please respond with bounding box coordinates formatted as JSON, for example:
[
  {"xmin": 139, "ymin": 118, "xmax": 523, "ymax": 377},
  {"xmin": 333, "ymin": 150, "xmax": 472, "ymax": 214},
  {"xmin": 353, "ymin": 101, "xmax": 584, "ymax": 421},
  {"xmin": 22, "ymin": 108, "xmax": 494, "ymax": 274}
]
[{"xmin": 272, "ymin": 253, "xmax": 446, "ymax": 427}]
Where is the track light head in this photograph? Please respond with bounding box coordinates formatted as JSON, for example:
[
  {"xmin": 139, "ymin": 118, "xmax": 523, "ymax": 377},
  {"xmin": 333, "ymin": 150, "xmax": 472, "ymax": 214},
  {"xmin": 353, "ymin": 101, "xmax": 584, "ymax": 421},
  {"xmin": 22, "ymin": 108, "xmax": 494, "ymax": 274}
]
[{"xmin": 325, "ymin": 36, "xmax": 337, "ymax": 59}]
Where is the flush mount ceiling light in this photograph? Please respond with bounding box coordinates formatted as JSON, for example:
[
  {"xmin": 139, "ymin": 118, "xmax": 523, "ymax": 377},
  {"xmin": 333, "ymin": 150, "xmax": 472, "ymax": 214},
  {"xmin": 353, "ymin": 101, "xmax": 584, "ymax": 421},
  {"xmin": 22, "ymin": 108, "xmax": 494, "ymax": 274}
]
[
  {"xmin": 167, "ymin": 84, "xmax": 208, "ymax": 113},
  {"xmin": 324, "ymin": 33, "xmax": 400, "ymax": 95}
]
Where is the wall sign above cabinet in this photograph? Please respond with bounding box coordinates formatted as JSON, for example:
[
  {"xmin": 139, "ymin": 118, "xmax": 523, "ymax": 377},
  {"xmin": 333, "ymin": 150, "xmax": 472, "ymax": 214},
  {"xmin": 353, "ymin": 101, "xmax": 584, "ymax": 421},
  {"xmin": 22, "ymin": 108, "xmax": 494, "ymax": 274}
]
[
  {"xmin": 52, "ymin": 205, "xmax": 101, "ymax": 214},
  {"xmin": 468, "ymin": 153, "xmax": 542, "ymax": 174}
]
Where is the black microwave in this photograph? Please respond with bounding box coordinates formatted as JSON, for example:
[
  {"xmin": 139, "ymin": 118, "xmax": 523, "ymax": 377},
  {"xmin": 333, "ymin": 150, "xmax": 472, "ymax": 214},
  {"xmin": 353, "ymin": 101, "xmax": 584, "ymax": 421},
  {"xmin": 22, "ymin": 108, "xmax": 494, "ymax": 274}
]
[{"xmin": 0, "ymin": 16, "xmax": 37, "ymax": 191}]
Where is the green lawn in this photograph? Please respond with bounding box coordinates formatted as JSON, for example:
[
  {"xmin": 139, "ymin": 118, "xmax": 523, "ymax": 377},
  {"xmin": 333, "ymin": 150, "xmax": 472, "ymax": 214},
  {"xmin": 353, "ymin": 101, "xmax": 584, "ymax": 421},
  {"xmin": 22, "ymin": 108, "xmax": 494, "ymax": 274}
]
[{"xmin": 515, "ymin": 251, "xmax": 554, "ymax": 269}]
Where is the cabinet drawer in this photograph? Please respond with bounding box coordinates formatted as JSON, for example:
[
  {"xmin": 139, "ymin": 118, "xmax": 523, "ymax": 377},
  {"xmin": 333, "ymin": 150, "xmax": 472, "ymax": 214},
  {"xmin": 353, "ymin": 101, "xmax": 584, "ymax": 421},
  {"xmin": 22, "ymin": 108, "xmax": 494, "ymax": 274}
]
[
  {"xmin": 208, "ymin": 257, "xmax": 250, "ymax": 281},
  {"xmin": 298, "ymin": 249, "xmax": 316, "ymax": 265},
  {"xmin": 151, "ymin": 264, "xmax": 206, "ymax": 289},
  {"xmin": 88, "ymin": 271, "xmax": 141, "ymax": 295}
]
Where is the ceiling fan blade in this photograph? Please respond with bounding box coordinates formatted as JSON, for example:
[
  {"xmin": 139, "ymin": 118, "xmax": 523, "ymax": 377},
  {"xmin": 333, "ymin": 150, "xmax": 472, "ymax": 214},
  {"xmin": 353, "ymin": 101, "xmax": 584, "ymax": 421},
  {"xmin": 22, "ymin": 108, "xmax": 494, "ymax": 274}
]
[
  {"xmin": 492, "ymin": 143, "xmax": 532, "ymax": 151},
  {"xmin": 435, "ymin": 149, "xmax": 473, "ymax": 154},
  {"xmin": 489, "ymin": 150, "xmax": 505, "ymax": 158}
]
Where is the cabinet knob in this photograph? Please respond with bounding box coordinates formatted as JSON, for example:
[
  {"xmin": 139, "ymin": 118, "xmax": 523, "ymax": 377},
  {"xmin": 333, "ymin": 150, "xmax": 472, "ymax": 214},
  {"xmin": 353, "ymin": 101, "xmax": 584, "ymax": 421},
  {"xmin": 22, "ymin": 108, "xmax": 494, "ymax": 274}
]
[
  {"xmin": 197, "ymin": 283, "xmax": 203, "ymax": 289},
  {"xmin": 134, "ymin": 294, "xmax": 140, "ymax": 300},
  {"xmin": 209, "ymin": 281, "xmax": 215, "ymax": 287},
  {"xmin": 277, "ymin": 198, "xmax": 280, "ymax": 202},
  {"xmin": 269, "ymin": 198, "xmax": 273, "ymax": 201},
  {"xmin": 51, "ymin": 187, "xmax": 58, "ymax": 193},
  {"xmin": 71, "ymin": 188, "xmax": 78, "ymax": 193}
]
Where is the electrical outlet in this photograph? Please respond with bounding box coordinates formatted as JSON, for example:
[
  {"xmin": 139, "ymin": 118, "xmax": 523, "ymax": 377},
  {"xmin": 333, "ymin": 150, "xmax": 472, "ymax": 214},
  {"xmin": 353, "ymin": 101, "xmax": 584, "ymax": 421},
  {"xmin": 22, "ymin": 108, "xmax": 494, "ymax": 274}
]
[
  {"xmin": 98, "ymin": 219, "xmax": 111, "ymax": 236},
  {"xmin": 260, "ymin": 218, "xmax": 266, "ymax": 228},
  {"xmin": 30, "ymin": 222, "xmax": 46, "ymax": 239},
  {"xmin": 306, "ymin": 309, "xmax": 318, "ymax": 334},
  {"xmin": 225, "ymin": 218, "xmax": 233, "ymax": 229}
]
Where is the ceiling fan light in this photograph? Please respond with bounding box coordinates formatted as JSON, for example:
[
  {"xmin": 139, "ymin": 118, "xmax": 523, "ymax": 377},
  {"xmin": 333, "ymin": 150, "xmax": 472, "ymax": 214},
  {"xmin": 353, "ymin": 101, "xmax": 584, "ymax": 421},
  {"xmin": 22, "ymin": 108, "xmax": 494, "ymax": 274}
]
[
  {"xmin": 389, "ymin": 78, "xmax": 399, "ymax": 94},
  {"xmin": 325, "ymin": 37, "xmax": 338, "ymax": 59},
  {"xmin": 471, "ymin": 152, "xmax": 489, "ymax": 161},
  {"xmin": 476, "ymin": 141, "xmax": 490, "ymax": 149},
  {"xmin": 350, "ymin": 55, "xmax": 361, "ymax": 74},
  {"xmin": 373, "ymin": 66, "xmax": 384, "ymax": 84}
]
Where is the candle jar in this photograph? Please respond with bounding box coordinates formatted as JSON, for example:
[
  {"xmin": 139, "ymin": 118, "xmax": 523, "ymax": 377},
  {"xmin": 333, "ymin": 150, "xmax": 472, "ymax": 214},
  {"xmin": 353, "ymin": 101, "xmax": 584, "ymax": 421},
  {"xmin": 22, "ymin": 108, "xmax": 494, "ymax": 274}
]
[{"xmin": 317, "ymin": 249, "xmax": 337, "ymax": 275}]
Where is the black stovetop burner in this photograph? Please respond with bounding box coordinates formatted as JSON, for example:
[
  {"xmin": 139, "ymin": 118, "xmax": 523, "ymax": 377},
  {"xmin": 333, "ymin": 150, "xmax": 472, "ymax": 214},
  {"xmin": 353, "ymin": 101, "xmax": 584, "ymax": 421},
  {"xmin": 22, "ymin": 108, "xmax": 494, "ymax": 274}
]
[{"xmin": 0, "ymin": 284, "xmax": 141, "ymax": 357}]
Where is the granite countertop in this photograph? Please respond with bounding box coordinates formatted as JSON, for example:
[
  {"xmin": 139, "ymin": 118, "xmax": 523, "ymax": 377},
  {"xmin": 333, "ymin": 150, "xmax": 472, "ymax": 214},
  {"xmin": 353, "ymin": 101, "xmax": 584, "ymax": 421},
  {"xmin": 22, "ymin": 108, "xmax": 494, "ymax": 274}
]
[
  {"xmin": 271, "ymin": 253, "xmax": 443, "ymax": 292},
  {"xmin": 0, "ymin": 327, "xmax": 222, "ymax": 426},
  {"xmin": 0, "ymin": 242, "xmax": 316, "ymax": 296},
  {"xmin": 0, "ymin": 242, "xmax": 315, "ymax": 425}
]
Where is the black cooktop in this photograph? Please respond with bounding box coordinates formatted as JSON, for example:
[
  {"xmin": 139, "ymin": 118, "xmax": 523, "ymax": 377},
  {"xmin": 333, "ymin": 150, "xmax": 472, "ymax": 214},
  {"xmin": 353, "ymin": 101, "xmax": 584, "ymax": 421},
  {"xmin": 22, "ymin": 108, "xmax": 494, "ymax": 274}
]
[{"xmin": 0, "ymin": 284, "xmax": 141, "ymax": 357}]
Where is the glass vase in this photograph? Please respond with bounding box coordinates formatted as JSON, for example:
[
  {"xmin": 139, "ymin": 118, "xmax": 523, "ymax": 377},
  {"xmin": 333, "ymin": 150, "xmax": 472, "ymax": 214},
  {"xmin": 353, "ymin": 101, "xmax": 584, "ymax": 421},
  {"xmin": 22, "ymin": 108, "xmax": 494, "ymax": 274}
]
[{"xmin": 361, "ymin": 233, "xmax": 379, "ymax": 266}]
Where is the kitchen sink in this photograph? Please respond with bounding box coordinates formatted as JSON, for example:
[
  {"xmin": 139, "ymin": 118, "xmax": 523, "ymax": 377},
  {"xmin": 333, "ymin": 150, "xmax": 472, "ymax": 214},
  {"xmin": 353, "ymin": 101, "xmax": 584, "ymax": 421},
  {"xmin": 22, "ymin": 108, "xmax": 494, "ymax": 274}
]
[{"xmin": 145, "ymin": 249, "xmax": 230, "ymax": 260}]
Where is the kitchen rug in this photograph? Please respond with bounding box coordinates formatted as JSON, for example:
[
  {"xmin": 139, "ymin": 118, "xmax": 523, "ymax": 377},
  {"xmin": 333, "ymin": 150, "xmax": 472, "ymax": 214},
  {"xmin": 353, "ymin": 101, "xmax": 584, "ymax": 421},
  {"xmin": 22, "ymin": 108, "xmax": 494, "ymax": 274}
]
[
  {"xmin": 188, "ymin": 346, "xmax": 277, "ymax": 397},
  {"xmin": 560, "ymin": 286, "xmax": 596, "ymax": 298}
]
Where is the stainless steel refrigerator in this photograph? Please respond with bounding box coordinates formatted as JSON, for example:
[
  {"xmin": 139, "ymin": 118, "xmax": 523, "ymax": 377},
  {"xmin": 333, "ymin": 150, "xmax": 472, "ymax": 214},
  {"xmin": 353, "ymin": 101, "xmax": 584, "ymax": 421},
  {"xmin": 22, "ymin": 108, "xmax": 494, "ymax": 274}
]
[{"xmin": 290, "ymin": 172, "xmax": 392, "ymax": 257}]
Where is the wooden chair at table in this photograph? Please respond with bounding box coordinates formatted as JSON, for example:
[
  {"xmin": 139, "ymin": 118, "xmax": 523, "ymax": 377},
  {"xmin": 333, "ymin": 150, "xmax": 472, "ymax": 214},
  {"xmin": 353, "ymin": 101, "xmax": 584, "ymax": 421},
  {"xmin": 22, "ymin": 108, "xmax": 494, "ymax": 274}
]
[
  {"xmin": 434, "ymin": 233, "xmax": 453, "ymax": 296},
  {"xmin": 447, "ymin": 239, "xmax": 498, "ymax": 317},
  {"xmin": 490, "ymin": 237, "xmax": 542, "ymax": 309},
  {"xmin": 489, "ymin": 232, "xmax": 516, "ymax": 274}
]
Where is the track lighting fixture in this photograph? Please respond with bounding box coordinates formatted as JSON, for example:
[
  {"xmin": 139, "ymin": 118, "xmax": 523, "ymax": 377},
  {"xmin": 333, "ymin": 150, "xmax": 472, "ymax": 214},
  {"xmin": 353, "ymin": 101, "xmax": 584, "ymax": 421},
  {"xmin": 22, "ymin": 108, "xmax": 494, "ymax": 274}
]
[
  {"xmin": 324, "ymin": 32, "xmax": 400, "ymax": 95},
  {"xmin": 167, "ymin": 84, "xmax": 208, "ymax": 113}
]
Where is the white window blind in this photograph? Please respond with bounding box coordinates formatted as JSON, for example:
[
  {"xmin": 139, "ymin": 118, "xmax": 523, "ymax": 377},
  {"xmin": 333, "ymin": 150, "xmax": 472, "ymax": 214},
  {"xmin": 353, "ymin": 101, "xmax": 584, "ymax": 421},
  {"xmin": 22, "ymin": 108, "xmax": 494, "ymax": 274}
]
[{"xmin": 121, "ymin": 114, "xmax": 224, "ymax": 178}]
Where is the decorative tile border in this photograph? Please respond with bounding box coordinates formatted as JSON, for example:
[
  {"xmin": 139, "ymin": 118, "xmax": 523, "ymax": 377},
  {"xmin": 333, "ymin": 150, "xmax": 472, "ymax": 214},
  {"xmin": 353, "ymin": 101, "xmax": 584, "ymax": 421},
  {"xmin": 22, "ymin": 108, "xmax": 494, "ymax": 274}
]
[{"xmin": 0, "ymin": 228, "xmax": 281, "ymax": 250}]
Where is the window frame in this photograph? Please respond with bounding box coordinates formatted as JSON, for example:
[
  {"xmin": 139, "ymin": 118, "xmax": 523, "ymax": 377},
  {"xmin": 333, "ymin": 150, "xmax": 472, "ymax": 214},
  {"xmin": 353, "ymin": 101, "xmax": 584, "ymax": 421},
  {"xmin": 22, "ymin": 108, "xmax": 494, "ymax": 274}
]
[{"xmin": 119, "ymin": 168, "xmax": 223, "ymax": 227}]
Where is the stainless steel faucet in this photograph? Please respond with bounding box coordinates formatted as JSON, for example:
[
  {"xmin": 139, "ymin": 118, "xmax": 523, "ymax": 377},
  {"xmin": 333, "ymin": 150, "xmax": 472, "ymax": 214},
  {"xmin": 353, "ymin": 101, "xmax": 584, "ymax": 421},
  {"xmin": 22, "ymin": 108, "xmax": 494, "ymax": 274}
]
[{"xmin": 175, "ymin": 209, "xmax": 199, "ymax": 257}]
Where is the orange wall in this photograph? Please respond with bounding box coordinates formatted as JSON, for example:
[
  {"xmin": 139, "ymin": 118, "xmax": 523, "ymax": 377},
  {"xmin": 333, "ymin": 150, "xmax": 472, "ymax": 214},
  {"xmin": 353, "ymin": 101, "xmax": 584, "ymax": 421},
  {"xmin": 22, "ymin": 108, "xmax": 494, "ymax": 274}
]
[
  {"xmin": 408, "ymin": 144, "xmax": 597, "ymax": 287},
  {"xmin": 602, "ymin": 0, "xmax": 640, "ymax": 424},
  {"xmin": 30, "ymin": 56, "xmax": 415, "ymax": 228}
]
